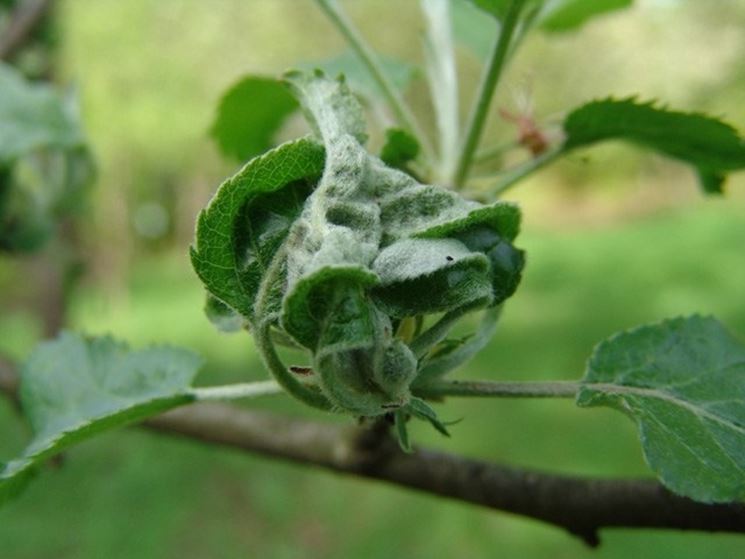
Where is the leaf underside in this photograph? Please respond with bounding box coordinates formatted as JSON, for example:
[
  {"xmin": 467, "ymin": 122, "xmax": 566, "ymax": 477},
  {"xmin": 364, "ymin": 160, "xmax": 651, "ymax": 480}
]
[
  {"xmin": 578, "ymin": 316, "xmax": 745, "ymax": 503},
  {"xmin": 0, "ymin": 333, "xmax": 202, "ymax": 505}
]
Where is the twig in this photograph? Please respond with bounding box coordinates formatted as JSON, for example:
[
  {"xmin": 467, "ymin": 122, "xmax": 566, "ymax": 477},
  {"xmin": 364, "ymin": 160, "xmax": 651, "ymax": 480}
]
[
  {"xmin": 1, "ymin": 364, "xmax": 743, "ymax": 545},
  {"xmin": 452, "ymin": 0, "xmax": 526, "ymax": 187},
  {"xmin": 0, "ymin": 0, "xmax": 54, "ymax": 61},
  {"xmin": 415, "ymin": 379, "xmax": 579, "ymax": 399},
  {"xmin": 148, "ymin": 403, "xmax": 745, "ymax": 547}
]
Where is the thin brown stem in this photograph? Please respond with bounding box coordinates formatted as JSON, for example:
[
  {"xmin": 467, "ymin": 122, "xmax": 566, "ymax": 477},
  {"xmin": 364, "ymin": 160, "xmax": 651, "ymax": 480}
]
[{"xmin": 0, "ymin": 0, "xmax": 54, "ymax": 61}]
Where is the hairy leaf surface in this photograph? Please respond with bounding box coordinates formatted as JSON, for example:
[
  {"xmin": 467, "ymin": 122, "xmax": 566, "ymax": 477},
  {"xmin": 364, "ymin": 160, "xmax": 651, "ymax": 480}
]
[
  {"xmin": 0, "ymin": 333, "xmax": 202, "ymax": 504},
  {"xmin": 563, "ymin": 99, "xmax": 745, "ymax": 193},
  {"xmin": 578, "ymin": 316, "xmax": 745, "ymax": 503},
  {"xmin": 194, "ymin": 71, "xmax": 523, "ymax": 416}
]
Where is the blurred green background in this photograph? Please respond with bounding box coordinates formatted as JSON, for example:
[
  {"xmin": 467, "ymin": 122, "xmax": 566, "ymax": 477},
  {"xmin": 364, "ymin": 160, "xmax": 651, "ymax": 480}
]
[{"xmin": 1, "ymin": 0, "xmax": 745, "ymax": 557}]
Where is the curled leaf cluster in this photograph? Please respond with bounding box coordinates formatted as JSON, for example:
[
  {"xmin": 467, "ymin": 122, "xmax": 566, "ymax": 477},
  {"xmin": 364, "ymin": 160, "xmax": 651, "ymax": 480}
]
[{"xmin": 192, "ymin": 72, "xmax": 523, "ymax": 418}]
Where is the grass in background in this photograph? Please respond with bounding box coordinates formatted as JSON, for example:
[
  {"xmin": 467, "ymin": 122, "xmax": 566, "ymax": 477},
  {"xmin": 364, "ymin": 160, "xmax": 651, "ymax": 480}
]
[{"xmin": 2, "ymin": 204, "xmax": 744, "ymax": 558}]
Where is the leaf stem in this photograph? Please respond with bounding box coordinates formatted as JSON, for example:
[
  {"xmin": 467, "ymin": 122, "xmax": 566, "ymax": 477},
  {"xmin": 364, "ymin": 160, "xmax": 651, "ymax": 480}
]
[
  {"xmin": 473, "ymin": 140, "xmax": 520, "ymax": 165},
  {"xmin": 452, "ymin": 0, "xmax": 527, "ymax": 187},
  {"xmin": 414, "ymin": 379, "xmax": 580, "ymax": 399},
  {"xmin": 191, "ymin": 381, "xmax": 282, "ymax": 401},
  {"xmin": 409, "ymin": 299, "xmax": 487, "ymax": 358},
  {"xmin": 420, "ymin": 0, "xmax": 459, "ymax": 182},
  {"xmin": 254, "ymin": 323, "xmax": 334, "ymax": 411},
  {"xmin": 314, "ymin": 0, "xmax": 434, "ymax": 161},
  {"xmin": 490, "ymin": 146, "xmax": 564, "ymax": 197}
]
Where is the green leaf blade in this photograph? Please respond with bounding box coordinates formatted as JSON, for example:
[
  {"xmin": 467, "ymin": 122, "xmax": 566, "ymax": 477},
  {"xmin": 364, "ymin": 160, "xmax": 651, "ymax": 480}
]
[
  {"xmin": 210, "ymin": 76, "xmax": 299, "ymax": 162},
  {"xmin": 190, "ymin": 137, "xmax": 325, "ymax": 321},
  {"xmin": 539, "ymin": 0, "xmax": 632, "ymax": 32},
  {"xmin": 578, "ymin": 316, "xmax": 745, "ymax": 503},
  {"xmin": 563, "ymin": 98, "xmax": 745, "ymax": 194},
  {"xmin": 0, "ymin": 333, "xmax": 203, "ymax": 504}
]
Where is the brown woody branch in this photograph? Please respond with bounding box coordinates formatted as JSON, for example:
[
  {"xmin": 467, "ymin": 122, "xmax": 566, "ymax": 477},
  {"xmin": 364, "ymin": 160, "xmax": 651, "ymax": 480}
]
[
  {"xmin": 0, "ymin": 0, "xmax": 54, "ymax": 61},
  {"xmin": 1, "ymin": 364, "xmax": 744, "ymax": 546}
]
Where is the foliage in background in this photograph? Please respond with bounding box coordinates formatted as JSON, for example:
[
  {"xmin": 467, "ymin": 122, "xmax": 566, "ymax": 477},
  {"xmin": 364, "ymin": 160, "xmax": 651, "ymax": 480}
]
[{"xmin": 0, "ymin": 62, "xmax": 93, "ymax": 252}]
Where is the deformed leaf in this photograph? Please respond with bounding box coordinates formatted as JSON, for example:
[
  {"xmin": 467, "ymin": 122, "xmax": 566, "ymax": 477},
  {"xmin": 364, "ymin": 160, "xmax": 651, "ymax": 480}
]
[
  {"xmin": 0, "ymin": 332, "xmax": 203, "ymax": 504},
  {"xmin": 563, "ymin": 98, "xmax": 745, "ymax": 194},
  {"xmin": 372, "ymin": 238, "xmax": 493, "ymax": 317},
  {"xmin": 210, "ymin": 76, "xmax": 299, "ymax": 161},
  {"xmin": 577, "ymin": 316, "xmax": 745, "ymax": 503},
  {"xmin": 190, "ymin": 137, "xmax": 324, "ymax": 320},
  {"xmin": 193, "ymin": 71, "xmax": 524, "ymax": 419}
]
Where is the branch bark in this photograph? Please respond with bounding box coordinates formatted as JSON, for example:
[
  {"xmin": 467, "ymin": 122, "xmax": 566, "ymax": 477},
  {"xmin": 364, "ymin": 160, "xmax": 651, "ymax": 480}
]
[
  {"xmin": 2, "ymin": 364, "xmax": 744, "ymax": 546},
  {"xmin": 0, "ymin": 0, "xmax": 54, "ymax": 61}
]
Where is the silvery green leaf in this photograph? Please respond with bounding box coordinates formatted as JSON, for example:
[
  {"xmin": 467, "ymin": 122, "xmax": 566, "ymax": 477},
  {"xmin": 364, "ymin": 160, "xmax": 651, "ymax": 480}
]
[
  {"xmin": 578, "ymin": 316, "xmax": 745, "ymax": 503},
  {"xmin": 372, "ymin": 238, "xmax": 493, "ymax": 317},
  {"xmin": 193, "ymin": 71, "xmax": 523, "ymax": 419}
]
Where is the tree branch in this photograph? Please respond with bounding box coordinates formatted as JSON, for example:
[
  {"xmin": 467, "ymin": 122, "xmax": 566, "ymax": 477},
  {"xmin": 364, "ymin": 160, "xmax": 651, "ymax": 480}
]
[
  {"xmin": 0, "ymin": 0, "xmax": 54, "ymax": 61},
  {"xmin": 1, "ymin": 364, "xmax": 744, "ymax": 545}
]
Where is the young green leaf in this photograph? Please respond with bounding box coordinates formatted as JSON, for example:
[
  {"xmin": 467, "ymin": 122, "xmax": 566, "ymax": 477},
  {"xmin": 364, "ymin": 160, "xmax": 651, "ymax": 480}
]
[
  {"xmin": 577, "ymin": 316, "xmax": 745, "ymax": 503},
  {"xmin": 563, "ymin": 98, "xmax": 745, "ymax": 194},
  {"xmin": 190, "ymin": 137, "xmax": 325, "ymax": 320},
  {"xmin": 380, "ymin": 128, "xmax": 420, "ymax": 170},
  {"xmin": 0, "ymin": 332, "xmax": 202, "ymax": 505},
  {"xmin": 539, "ymin": 0, "xmax": 632, "ymax": 32},
  {"xmin": 210, "ymin": 76, "xmax": 299, "ymax": 161}
]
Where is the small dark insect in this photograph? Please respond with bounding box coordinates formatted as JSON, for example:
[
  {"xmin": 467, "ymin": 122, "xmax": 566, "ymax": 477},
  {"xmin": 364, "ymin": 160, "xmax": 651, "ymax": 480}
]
[
  {"xmin": 446, "ymin": 255, "xmax": 454, "ymax": 261},
  {"xmin": 289, "ymin": 366, "xmax": 314, "ymax": 376}
]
